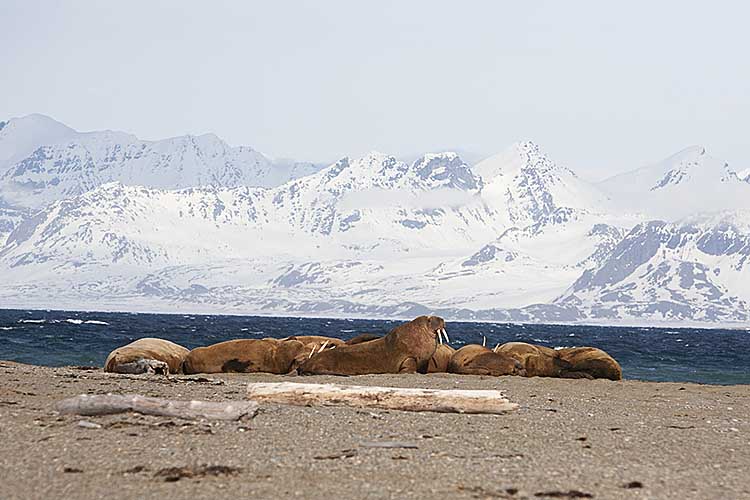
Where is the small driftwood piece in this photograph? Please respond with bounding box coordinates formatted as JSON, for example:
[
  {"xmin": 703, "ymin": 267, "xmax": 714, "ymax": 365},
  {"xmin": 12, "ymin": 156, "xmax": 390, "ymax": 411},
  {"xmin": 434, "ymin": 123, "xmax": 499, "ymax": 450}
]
[
  {"xmin": 56, "ymin": 394, "xmax": 258, "ymax": 421},
  {"xmin": 247, "ymin": 382, "xmax": 517, "ymax": 414}
]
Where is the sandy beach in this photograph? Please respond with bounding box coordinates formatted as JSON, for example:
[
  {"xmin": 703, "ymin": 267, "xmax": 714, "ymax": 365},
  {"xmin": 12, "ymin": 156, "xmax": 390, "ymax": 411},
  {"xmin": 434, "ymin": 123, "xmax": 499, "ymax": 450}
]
[{"xmin": 1, "ymin": 360, "xmax": 748, "ymax": 499}]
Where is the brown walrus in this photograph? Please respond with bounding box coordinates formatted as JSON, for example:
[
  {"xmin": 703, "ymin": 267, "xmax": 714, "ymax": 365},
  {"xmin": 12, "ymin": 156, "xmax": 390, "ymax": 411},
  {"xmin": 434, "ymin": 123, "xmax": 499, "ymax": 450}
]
[
  {"xmin": 493, "ymin": 342, "xmax": 571, "ymax": 377},
  {"xmin": 427, "ymin": 344, "xmax": 455, "ymax": 373},
  {"xmin": 447, "ymin": 344, "xmax": 526, "ymax": 376},
  {"xmin": 182, "ymin": 338, "xmax": 308, "ymax": 375},
  {"xmin": 104, "ymin": 338, "xmax": 189, "ymax": 375},
  {"xmin": 556, "ymin": 347, "xmax": 622, "ymax": 380},
  {"xmin": 297, "ymin": 316, "xmax": 447, "ymax": 375}
]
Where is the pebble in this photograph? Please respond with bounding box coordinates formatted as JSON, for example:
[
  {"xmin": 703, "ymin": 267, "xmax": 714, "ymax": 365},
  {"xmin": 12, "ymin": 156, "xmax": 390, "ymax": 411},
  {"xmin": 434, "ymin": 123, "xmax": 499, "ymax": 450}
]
[{"xmin": 76, "ymin": 420, "xmax": 102, "ymax": 429}]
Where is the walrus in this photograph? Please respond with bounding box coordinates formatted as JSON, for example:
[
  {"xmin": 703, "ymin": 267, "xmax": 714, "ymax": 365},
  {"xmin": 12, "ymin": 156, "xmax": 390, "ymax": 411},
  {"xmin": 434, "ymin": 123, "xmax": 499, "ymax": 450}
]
[
  {"xmin": 556, "ymin": 347, "xmax": 622, "ymax": 380},
  {"xmin": 345, "ymin": 333, "xmax": 382, "ymax": 345},
  {"xmin": 182, "ymin": 338, "xmax": 308, "ymax": 375},
  {"xmin": 493, "ymin": 342, "xmax": 571, "ymax": 377},
  {"xmin": 104, "ymin": 338, "xmax": 189, "ymax": 375},
  {"xmin": 427, "ymin": 344, "xmax": 455, "ymax": 373},
  {"xmin": 447, "ymin": 344, "xmax": 526, "ymax": 376},
  {"xmin": 297, "ymin": 316, "xmax": 447, "ymax": 375}
]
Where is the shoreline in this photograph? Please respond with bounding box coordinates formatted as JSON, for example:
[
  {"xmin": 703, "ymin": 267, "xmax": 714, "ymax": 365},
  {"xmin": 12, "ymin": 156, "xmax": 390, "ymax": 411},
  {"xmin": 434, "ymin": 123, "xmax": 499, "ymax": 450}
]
[{"xmin": 2, "ymin": 361, "xmax": 749, "ymax": 499}]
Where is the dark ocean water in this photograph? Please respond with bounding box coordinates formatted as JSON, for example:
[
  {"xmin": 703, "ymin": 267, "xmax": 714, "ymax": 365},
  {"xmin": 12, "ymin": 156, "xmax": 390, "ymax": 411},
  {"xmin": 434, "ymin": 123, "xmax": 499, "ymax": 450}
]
[{"xmin": 0, "ymin": 308, "xmax": 748, "ymax": 385}]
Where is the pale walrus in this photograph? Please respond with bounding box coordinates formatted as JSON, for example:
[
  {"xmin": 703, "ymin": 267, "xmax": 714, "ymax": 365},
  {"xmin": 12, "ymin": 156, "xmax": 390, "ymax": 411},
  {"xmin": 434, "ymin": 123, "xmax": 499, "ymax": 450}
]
[
  {"xmin": 447, "ymin": 344, "xmax": 526, "ymax": 376},
  {"xmin": 297, "ymin": 316, "xmax": 448, "ymax": 375},
  {"xmin": 104, "ymin": 338, "xmax": 189, "ymax": 375},
  {"xmin": 427, "ymin": 344, "xmax": 456, "ymax": 373},
  {"xmin": 493, "ymin": 342, "xmax": 571, "ymax": 377},
  {"xmin": 182, "ymin": 338, "xmax": 308, "ymax": 375},
  {"xmin": 556, "ymin": 346, "xmax": 622, "ymax": 380}
]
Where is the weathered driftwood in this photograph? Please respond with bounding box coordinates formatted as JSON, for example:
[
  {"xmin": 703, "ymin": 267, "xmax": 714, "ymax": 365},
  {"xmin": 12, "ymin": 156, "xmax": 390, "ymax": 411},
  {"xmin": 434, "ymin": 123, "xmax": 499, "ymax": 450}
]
[
  {"xmin": 56, "ymin": 394, "xmax": 258, "ymax": 421},
  {"xmin": 247, "ymin": 382, "xmax": 517, "ymax": 414}
]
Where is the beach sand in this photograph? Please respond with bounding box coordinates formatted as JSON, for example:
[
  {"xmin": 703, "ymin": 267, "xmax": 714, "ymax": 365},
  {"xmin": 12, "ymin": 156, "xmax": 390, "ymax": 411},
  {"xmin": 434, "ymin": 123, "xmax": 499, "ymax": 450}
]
[{"xmin": 1, "ymin": 360, "xmax": 748, "ymax": 499}]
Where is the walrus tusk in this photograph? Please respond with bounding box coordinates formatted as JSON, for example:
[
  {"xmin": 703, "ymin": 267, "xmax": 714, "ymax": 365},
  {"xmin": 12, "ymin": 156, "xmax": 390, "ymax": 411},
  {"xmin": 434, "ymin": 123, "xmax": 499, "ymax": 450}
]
[
  {"xmin": 493, "ymin": 343, "xmax": 500, "ymax": 352},
  {"xmin": 437, "ymin": 330, "xmax": 443, "ymax": 344},
  {"xmin": 441, "ymin": 328, "xmax": 450, "ymax": 343},
  {"xmin": 319, "ymin": 340, "xmax": 330, "ymax": 353},
  {"xmin": 482, "ymin": 335, "xmax": 486, "ymax": 347}
]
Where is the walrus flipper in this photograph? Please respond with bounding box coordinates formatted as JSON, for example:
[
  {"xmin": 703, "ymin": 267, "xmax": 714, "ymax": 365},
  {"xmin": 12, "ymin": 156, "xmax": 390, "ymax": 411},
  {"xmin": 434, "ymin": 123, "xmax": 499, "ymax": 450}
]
[{"xmin": 398, "ymin": 358, "xmax": 419, "ymax": 374}]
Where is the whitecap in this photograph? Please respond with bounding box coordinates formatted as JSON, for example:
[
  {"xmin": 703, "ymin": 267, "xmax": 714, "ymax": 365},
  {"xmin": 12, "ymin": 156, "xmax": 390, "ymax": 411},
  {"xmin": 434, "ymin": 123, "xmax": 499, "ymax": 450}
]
[
  {"xmin": 340, "ymin": 329, "xmax": 356, "ymax": 333},
  {"xmin": 65, "ymin": 319, "xmax": 84, "ymax": 325},
  {"xmin": 0, "ymin": 327, "xmax": 14, "ymax": 331},
  {"xmin": 84, "ymin": 320, "xmax": 109, "ymax": 326},
  {"xmin": 18, "ymin": 319, "xmax": 46, "ymax": 324}
]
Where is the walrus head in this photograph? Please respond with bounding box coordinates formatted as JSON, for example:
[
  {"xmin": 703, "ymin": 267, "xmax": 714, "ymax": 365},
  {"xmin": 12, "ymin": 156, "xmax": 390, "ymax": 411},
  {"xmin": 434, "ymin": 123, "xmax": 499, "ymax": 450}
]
[
  {"xmin": 112, "ymin": 358, "xmax": 170, "ymax": 375},
  {"xmin": 425, "ymin": 316, "xmax": 450, "ymax": 345}
]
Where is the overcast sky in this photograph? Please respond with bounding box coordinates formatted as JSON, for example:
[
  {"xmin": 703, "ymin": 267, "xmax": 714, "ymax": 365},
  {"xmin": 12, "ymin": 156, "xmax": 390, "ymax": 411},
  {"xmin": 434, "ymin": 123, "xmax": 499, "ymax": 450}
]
[{"xmin": 2, "ymin": 0, "xmax": 748, "ymax": 180}]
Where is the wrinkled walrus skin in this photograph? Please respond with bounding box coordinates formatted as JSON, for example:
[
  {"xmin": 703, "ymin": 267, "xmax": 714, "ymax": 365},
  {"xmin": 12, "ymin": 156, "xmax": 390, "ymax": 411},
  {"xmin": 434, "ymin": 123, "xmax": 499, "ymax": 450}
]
[
  {"xmin": 556, "ymin": 347, "xmax": 622, "ymax": 380},
  {"xmin": 447, "ymin": 344, "xmax": 526, "ymax": 377},
  {"xmin": 182, "ymin": 339, "xmax": 308, "ymax": 375},
  {"xmin": 427, "ymin": 344, "xmax": 455, "ymax": 373},
  {"xmin": 297, "ymin": 316, "xmax": 445, "ymax": 376},
  {"xmin": 493, "ymin": 342, "xmax": 572, "ymax": 378},
  {"xmin": 104, "ymin": 338, "xmax": 189, "ymax": 375}
]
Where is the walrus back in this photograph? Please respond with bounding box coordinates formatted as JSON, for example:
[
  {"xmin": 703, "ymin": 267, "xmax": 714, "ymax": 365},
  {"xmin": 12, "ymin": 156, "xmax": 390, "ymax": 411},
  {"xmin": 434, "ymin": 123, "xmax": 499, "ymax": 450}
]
[
  {"xmin": 297, "ymin": 338, "xmax": 394, "ymax": 375},
  {"xmin": 183, "ymin": 339, "xmax": 306, "ymax": 374},
  {"xmin": 448, "ymin": 345, "xmax": 524, "ymax": 376},
  {"xmin": 557, "ymin": 347, "xmax": 622, "ymax": 380},
  {"xmin": 104, "ymin": 338, "xmax": 189, "ymax": 374},
  {"xmin": 495, "ymin": 342, "xmax": 568, "ymax": 377},
  {"xmin": 282, "ymin": 335, "xmax": 346, "ymax": 348}
]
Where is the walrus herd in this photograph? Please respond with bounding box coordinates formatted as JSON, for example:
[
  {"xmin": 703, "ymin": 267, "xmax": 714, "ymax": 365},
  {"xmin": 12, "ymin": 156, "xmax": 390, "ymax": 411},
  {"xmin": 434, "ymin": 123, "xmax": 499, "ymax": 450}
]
[{"xmin": 103, "ymin": 315, "xmax": 622, "ymax": 381}]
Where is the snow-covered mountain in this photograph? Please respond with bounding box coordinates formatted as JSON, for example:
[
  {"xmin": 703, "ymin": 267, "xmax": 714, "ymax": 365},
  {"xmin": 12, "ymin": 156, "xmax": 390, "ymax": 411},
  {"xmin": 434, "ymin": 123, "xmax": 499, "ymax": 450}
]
[
  {"xmin": 555, "ymin": 213, "xmax": 750, "ymax": 322},
  {"xmin": 0, "ymin": 114, "xmax": 323, "ymax": 244},
  {"xmin": 1, "ymin": 116, "xmax": 749, "ymax": 326},
  {"xmin": 0, "ymin": 114, "xmax": 76, "ymax": 168},
  {"xmin": 475, "ymin": 141, "xmax": 614, "ymax": 228},
  {"xmin": 598, "ymin": 146, "xmax": 750, "ymax": 218},
  {"xmin": 0, "ymin": 151, "xmax": 496, "ymax": 269},
  {"xmin": 0, "ymin": 114, "xmax": 321, "ymax": 210}
]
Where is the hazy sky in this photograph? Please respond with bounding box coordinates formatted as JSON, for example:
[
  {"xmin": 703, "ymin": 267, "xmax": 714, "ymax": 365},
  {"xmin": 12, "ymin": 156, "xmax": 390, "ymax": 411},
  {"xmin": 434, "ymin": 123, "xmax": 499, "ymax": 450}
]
[{"xmin": 2, "ymin": 0, "xmax": 748, "ymax": 180}]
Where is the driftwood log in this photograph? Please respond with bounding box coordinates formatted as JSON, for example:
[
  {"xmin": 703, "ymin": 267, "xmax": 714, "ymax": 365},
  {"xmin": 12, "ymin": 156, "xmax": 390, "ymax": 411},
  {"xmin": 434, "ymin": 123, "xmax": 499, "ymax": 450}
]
[
  {"xmin": 247, "ymin": 382, "xmax": 517, "ymax": 414},
  {"xmin": 56, "ymin": 394, "xmax": 258, "ymax": 421}
]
